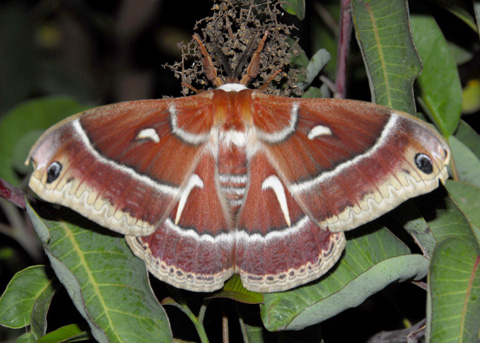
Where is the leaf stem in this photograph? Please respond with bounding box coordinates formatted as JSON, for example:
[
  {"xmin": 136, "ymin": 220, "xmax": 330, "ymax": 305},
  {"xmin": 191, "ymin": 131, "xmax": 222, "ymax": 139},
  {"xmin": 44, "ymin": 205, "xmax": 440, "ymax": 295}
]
[
  {"xmin": 0, "ymin": 198, "xmax": 43, "ymax": 262},
  {"xmin": 173, "ymin": 300, "xmax": 210, "ymax": 343}
]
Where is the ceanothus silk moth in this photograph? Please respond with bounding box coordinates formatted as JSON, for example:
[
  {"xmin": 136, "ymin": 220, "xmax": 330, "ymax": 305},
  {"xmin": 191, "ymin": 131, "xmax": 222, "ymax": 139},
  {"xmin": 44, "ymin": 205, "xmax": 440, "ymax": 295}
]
[{"xmin": 27, "ymin": 33, "xmax": 450, "ymax": 293}]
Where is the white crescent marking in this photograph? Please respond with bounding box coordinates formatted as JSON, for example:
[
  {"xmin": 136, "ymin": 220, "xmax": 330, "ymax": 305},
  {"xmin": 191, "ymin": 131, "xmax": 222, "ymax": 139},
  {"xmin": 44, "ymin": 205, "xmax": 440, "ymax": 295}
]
[
  {"xmin": 262, "ymin": 175, "xmax": 291, "ymax": 226},
  {"xmin": 308, "ymin": 125, "xmax": 332, "ymax": 139},
  {"xmin": 175, "ymin": 174, "xmax": 204, "ymax": 224},
  {"xmin": 136, "ymin": 128, "xmax": 160, "ymax": 143}
]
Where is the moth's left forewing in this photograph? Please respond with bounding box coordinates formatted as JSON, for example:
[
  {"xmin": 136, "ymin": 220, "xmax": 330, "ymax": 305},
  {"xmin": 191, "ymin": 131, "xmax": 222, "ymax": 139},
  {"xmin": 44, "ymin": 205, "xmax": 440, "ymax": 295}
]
[
  {"xmin": 28, "ymin": 95, "xmax": 216, "ymax": 236},
  {"xmin": 252, "ymin": 94, "xmax": 450, "ymax": 234}
]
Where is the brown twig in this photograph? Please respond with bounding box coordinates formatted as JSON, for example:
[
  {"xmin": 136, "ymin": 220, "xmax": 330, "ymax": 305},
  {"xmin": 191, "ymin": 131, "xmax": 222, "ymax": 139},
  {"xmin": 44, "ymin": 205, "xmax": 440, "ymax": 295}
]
[
  {"xmin": 335, "ymin": 0, "xmax": 353, "ymax": 99},
  {"xmin": 0, "ymin": 179, "xmax": 27, "ymax": 209}
]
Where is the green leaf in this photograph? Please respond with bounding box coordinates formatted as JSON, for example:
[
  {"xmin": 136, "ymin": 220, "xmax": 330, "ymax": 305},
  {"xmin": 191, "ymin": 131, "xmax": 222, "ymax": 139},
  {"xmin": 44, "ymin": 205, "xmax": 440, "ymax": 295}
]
[
  {"xmin": 0, "ymin": 96, "xmax": 90, "ymax": 185},
  {"xmin": 448, "ymin": 136, "xmax": 480, "ymax": 188},
  {"xmin": 261, "ymin": 225, "xmax": 428, "ymax": 331},
  {"xmin": 37, "ymin": 324, "xmax": 91, "ymax": 343},
  {"xmin": 26, "ymin": 201, "xmax": 173, "ymax": 343},
  {"xmin": 427, "ymin": 238, "xmax": 480, "ymax": 343},
  {"xmin": 462, "ymin": 80, "xmax": 480, "ymax": 114},
  {"xmin": 238, "ymin": 319, "xmax": 265, "ymax": 343},
  {"xmin": 392, "ymin": 185, "xmax": 478, "ymax": 258},
  {"xmin": 351, "ymin": 0, "xmax": 421, "ymax": 113},
  {"xmin": 30, "ymin": 276, "xmax": 56, "ymax": 339},
  {"xmin": 448, "ymin": 42, "xmax": 474, "ymax": 65},
  {"xmin": 475, "ymin": 1, "xmax": 480, "ymax": 39},
  {"xmin": 296, "ymin": 49, "xmax": 331, "ymax": 91},
  {"xmin": 387, "ymin": 201, "xmax": 437, "ymax": 257},
  {"xmin": 16, "ymin": 332, "xmax": 37, "ymax": 343},
  {"xmin": 280, "ymin": 0, "xmax": 305, "ymax": 20},
  {"xmin": 208, "ymin": 275, "xmax": 263, "ymax": 304},
  {"xmin": 289, "ymin": 37, "xmax": 309, "ymax": 69},
  {"xmin": 445, "ymin": 181, "xmax": 480, "ymax": 233},
  {"xmin": 455, "ymin": 120, "xmax": 480, "ymax": 159},
  {"xmin": 0, "ymin": 265, "xmax": 55, "ymax": 329},
  {"xmin": 428, "ymin": 0, "xmax": 478, "ymax": 31},
  {"xmin": 415, "ymin": 187, "xmax": 475, "ymax": 242},
  {"xmin": 301, "ymin": 86, "xmax": 328, "ymax": 99},
  {"xmin": 411, "ymin": 15, "xmax": 462, "ymax": 136}
]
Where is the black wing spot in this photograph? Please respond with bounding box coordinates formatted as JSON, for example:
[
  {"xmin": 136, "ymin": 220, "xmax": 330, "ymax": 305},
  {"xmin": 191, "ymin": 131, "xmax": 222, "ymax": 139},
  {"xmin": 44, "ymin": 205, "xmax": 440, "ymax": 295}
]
[
  {"xmin": 46, "ymin": 162, "xmax": 63, "ymax": 183},
  {"xmin": 414, "ymin": 153, "xmax": 434, "ymax": 174}
]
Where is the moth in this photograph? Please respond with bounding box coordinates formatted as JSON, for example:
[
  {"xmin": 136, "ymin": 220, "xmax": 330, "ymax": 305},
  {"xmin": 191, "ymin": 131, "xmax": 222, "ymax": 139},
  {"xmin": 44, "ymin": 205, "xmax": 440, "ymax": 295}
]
[{"xmin": 27, "ymin": 33, "xmax": 450, "ymax": 293}]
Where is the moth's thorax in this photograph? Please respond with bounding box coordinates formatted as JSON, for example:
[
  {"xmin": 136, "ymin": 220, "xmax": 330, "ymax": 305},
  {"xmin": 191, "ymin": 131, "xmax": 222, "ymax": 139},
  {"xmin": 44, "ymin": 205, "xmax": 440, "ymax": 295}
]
[
  {"xmin": 207, "ymin": 87, "xmax": 257, "ymax": 158},
  {"xmin": 211, "ymin": 86, "xmax": 255, "ymax": 130}
]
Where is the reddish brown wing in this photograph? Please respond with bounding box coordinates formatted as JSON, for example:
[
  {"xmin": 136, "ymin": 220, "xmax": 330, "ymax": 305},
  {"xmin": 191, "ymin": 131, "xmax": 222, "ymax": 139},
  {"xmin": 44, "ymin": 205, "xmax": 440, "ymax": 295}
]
[
  {"xmin": 126, "ymin": 151, "xmax": 235, "ymax": 292},
  {"xmin": 250, "ymin": 92, "xmax": 450, "ymax": 233},
  {"xmin": 28, "ymin": 87, "xmax": 450, "ymax": 294},
  {"xmin": 28, "ymin": 92, "xmax": 219, "ymax": 236}
]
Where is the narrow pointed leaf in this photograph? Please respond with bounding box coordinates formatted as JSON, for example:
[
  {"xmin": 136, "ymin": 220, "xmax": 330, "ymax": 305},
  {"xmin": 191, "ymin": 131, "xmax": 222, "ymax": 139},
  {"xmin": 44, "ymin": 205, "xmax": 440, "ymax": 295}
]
[
  {"xmin": 351, "ymin": 0, "xmax": 421, "ymax": 113},
  {"xmin": 413, "ymin": 187, "xmax": 477, "ymax": 244},
  {"xmin": 411, "ymin": 15, "xmax": 462, "ymax": 136},
  {"xmin": 455, "ymin": 120, "xmax": 480, "ymax": 159},
  {"xmin": 37, "ymin": 324, "xmax": 91, "ymax": 343},
  {"xmin": 281, "ymin": 0, "xmax": 305, "ymax": 20},
  {"xmin": 428, "ymin": 0, "xmax": 477, "ymax": 31},
  {"xmin": 297, "ymin": 49, "xmax": 331, "ymax": 91},
  {"xmin": 427, "ymin": 237, "xmax": 480, "ymax": 343},
  {"xmin": 30, "ymin": 280, "xmax": 56, "ymax": 338},
  {"xmin": 239, "ymin": 319, "xmax": 265, "ymax": 343},
  {"xmin": 449, "ymin": 136, "xmax": 480, "ymax": 188},
  {"xmin": 16, "ymin": 332, "xmax": 37, "ymax": 343},
  {"xmin": 445, "ymin": 181, "xmax": 480, "ymax": 232},
  {"xmin": 475, "ymin": 2, "xmax": 480, "ymax": 38},
  {"xmin": 387, "ymin": 201, "xmax": 437, "ymax": 258}
]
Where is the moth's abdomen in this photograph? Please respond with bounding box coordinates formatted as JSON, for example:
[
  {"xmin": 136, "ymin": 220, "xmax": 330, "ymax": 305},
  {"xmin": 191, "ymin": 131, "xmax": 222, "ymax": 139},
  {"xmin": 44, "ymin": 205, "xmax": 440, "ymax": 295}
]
[{"xmin": 217, "ymin": 144, "xmax": 248, "ymax": 214}]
